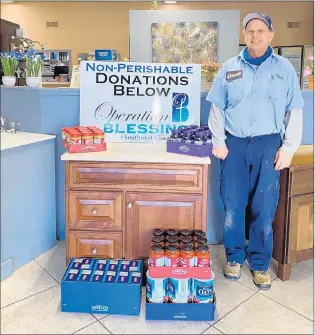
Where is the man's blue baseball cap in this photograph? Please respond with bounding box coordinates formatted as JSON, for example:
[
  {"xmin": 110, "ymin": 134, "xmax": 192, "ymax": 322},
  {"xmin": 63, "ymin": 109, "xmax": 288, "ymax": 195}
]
[{"xmin": 243, "ymin": 12, "xmax": 273, "ymax": 31}]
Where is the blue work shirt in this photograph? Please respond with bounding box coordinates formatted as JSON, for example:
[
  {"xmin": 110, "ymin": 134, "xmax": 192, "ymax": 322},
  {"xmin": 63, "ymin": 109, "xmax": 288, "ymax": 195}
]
[{"xmin": 206, "ymin": 48, "xmax": 304, "ymax": 138}]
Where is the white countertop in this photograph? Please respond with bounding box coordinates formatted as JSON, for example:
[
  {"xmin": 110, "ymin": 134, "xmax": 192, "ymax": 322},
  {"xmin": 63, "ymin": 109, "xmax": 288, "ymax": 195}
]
[
  {"xmin": 61, "ymin": 143, "xmax": 211, "ymax": 165},
  {"xmin": 1, "ymin": 131, "xmax": 56, "ymax": 151}
]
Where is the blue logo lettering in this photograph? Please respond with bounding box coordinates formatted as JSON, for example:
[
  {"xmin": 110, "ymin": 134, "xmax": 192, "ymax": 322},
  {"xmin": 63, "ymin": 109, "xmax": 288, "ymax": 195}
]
[{"xmin": 172, "ymin": 93, "xmax": 189, "ymax": 122}]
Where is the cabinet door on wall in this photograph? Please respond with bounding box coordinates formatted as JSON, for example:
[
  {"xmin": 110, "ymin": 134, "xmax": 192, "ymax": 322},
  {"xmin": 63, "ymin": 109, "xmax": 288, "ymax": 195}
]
[
  {"xmin": 287, "ymin": 194, "xmax": 314, "ymax": 263},
  {"xmin": 125, "ymin": 192, "xmax": 203, "ymax": 259}
]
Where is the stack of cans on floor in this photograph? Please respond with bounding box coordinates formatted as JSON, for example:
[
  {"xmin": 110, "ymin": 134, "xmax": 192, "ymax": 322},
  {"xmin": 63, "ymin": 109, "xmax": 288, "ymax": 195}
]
[
  {"xmin": 64, "ymin": 258, "xmax": 142, "ymax": 284},
  {"xmin": 147, "ymin": 229, "xmax": 214, "ymax": 304}
]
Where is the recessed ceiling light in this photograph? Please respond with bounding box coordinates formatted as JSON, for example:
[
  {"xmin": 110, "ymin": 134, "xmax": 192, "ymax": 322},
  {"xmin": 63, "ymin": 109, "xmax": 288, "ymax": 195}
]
[{"xmin": 164, "ymin": 1, "xmax": 177, "ymax": 4}]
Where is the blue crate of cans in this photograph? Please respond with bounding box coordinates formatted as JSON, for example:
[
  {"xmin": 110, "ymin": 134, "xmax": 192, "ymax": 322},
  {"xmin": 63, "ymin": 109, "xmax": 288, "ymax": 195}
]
[
  {"xmin": 145, "ymin": 271, "xmax": 215, "ymax": 321},
  {"xmin": 166, "ymin": 125, "xmax": 212, "ymax": 157},
  {"xmin": 61, "ymin": 258, "xmax": 142, "ymax": 315}
]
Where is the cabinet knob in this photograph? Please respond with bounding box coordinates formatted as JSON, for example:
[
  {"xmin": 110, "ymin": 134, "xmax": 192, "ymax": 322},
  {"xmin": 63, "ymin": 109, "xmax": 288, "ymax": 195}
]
[
  {"xmin": 91, "ymin": 247, "xmax": 97, "ymax": 255},
  {"xmin": 127, "ymin": 202, "xmax": 132, "ymax": 208},
  {"xmin": 92, "ymin": 208, "xmax": 98, "ymax": 215}
]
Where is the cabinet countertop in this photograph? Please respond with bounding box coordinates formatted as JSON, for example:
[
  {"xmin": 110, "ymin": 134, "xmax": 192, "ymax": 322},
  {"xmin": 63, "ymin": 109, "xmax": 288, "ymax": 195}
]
[
  {"xmin": 61, "ymin": 142, "xmax": 211, "ymax": 165},
  {"xmin": 291, "ymin": 145, "xmax": 314, "ymax": 168},
  {"xmin": 1, "ymin": 131, "xmax": 56, "ymax": 151}
]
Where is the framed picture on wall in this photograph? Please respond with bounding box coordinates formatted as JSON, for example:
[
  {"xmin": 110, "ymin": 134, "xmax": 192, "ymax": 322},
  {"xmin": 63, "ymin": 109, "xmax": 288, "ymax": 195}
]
[{"xmin": 151, "ymin": 22, "xmax": 218, "ymax": 64}]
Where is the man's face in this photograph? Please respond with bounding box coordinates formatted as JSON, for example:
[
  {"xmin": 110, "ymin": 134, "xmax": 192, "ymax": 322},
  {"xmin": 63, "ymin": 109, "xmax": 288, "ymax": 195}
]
[{"xmin": 244, "ymin": 19, "xmax": 274, "ymax": 52}]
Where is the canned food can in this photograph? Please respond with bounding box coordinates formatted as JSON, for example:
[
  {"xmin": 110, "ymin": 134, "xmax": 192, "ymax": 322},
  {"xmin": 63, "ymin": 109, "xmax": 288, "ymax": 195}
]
[
  {"xmin": 146, "ymin": 271, "xmax": 168, "ymax": 303},
  {"xmin": 168, "ymin": 277, "xmax": 192, "ymax": 303},
  {"xmin": 77, "ymin": 269, "xmax": 92, "ymax": 281},
  {"xmin": 65, "ymin": 269, "xmax": 79, "ymax": 281},
  {"xmin": 117, "ymin": 271, "xmax": 129, "ymax": 283},
  {"xmin": 129, "ymin": 260, "xmax": 142, "ymax": 272},
  {"xmin": 94, "ymin": 259, "xmax": 109, "ymax": 271},
  {"xmin": 129, "ymin": 271, "xmax": 142, "ymax": 284},
  {"xmin": 91, "ymin": 270, "xmax": 105, "ymax": 282},
  {"xmin": 192, "ymin": 274, "xmax": 215, "ymax": 303},
  {"xmin": 104, "ymin": 271, "xmax": 117, "ymax": 283}
]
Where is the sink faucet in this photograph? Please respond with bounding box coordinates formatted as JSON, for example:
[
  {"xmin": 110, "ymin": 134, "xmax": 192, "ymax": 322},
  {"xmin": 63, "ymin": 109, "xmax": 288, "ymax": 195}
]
[
  {"xmin": 1, "ymin": 117, "xmax": 6, "ymax": 132},
  {"xmin": 9, "ymin": 122, "xmax": 20, "ymax": 133}
]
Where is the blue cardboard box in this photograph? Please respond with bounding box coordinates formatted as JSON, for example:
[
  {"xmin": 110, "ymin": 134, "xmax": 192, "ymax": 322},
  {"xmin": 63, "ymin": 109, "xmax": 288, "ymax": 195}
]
[
  {"xmin": 145, "ymin": 294, "xmax": 216, "ymax": 321},
  {"xmin": 61, "ymin": 258, "xmax": 142, "ymax": 315}
]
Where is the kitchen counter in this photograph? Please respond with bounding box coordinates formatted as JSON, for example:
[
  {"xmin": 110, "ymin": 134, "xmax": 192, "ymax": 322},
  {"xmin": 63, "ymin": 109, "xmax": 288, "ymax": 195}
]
[
  {"xmin": 1, "ymin": 131, "xmax": 56, "ymax": 151},
  {"xmin": 61, "ymin": 143, "xmax": 211, "ymax": 164},
  {"xmin": 1, "ymin": 131, "xmax": 56, "ymax": 280}
]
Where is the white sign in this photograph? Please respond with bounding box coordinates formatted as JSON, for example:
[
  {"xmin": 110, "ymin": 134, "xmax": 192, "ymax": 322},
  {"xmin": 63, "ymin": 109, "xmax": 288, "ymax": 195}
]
[{"xmin": 80, "ymin": 61, "xmax": 201, "ymax": 142}]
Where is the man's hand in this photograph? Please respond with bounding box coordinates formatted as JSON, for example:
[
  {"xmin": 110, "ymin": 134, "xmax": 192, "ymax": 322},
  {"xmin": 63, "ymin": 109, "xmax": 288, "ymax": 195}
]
[
  {"xmin": 212, "ymin": 146, "xmax": 229, "ymax": 160},
  {"xmin": 274, "ymin": 150, "xmax": 292, "ymax": 170}
]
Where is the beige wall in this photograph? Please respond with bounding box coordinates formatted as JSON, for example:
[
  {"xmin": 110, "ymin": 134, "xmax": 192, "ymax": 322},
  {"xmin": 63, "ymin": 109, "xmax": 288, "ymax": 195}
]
[{"xmin": 1, "ymin": 1, "xmax": 313, "ymax": 64}]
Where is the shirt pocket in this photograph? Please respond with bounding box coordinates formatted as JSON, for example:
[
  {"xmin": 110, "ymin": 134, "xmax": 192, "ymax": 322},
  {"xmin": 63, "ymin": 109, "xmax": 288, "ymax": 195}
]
[
  {"xmin": 226, "ymin": 78, "xmax": 244, "ymax": 106},
  {"xmin": 267, "ymin": 74, "xmax": 286, "ymax": 102}
]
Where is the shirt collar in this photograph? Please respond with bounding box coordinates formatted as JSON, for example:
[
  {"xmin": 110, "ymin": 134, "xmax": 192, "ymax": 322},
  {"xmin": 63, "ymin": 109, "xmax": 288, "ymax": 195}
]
[{"xmin": 238, "ymin": 47, "xmax": 278, "ymax": 62}]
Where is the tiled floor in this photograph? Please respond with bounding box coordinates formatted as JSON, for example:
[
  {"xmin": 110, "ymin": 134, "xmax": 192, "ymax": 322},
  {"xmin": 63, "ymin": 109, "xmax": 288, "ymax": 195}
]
[{"xmin": 1, "ymin": 241, "xmax": 314, "ymax": 334}]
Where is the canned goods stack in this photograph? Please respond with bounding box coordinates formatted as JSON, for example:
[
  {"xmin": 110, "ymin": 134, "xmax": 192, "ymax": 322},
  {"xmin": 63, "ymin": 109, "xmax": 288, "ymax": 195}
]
[
  {"xmin": 62, "ymin": 126, "xmax": 107, "ymax": 153},
  {"xmin": 146, "ymin": 228, "xmax": 215, "ymax": 305},
  {"xmin": 63, "ymin": 258, "xmax": 142, "ymax": 284},
  {"xmin": 149, "ymin": 228, "xmax": 211, "ymax": 268},
  {"xmin": 62, "ymin": 126, "xmax": 105, "ymax": 145}
]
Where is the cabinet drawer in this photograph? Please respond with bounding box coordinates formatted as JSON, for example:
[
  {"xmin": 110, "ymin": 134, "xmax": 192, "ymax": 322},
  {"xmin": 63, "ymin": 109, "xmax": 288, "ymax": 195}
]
[
  {"xmin": 68, "ymin": 162, "xmax": 204, "ymax": 192},
  {"xmin": 291, "ymin": 169, "xmax": 314, "ymax": 196},
  {"xmin": 68, "ymin": 230, "xmax": 123, "ymax": 259},
  {"xmin": 68, "ymin": 191, "xmax": 122, "ymax": 230}
]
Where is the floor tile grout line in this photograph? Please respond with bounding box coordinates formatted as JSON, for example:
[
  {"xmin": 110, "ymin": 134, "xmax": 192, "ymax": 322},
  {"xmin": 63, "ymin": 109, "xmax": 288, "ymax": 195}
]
[
  {"xmin": 206, "ymin": 289, "xmax": 259, "ymax": 328},
  {"xmin": 72, "ymin": 319, "xmax": 99, "ymax": 334},
  {"xmin": 200, "ymin": 324, "xmax": 212, "ymax": 334},
  {"xmin": 0, "ymin": 283, "xmax": 59, "ymax": 310},
  {"xmin": 212, "ymin": 325, "xmax": 225, "ymax": 334},
  {"xmin": 33, "ymin": 258, "xmax": 61, "ymax": 284},
  {"xmin": 96, "ymin": 318, "xmax": 113, "ymax": 334},
  {"xmin": 257, "ymin": 291, "xmax": 314, "ymax": 323}
]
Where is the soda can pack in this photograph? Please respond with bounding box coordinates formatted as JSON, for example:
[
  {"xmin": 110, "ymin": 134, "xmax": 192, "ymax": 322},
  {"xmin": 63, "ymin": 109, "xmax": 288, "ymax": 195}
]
[
  {"xmin": 191, "ymin": 277, "xmax": 214, "ymax": 303},
  {"xmin": 63, "ymin": 258, "xmax": 142, "ymax": 284},
  {"xmin": 168, "ymin": 278, "xmax": 192, "ymax": 303},
  {"xmin": 146, "ymin": 271, "xmax": 168, "ymax": 303},
  {"xmin": 146, "ymin": 273, "xmax": 215, "ymax": 304}
]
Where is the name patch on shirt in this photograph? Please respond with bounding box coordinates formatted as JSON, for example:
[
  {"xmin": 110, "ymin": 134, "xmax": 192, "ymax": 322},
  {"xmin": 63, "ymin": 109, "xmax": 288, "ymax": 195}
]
[{"xmin": 226, "ymin": 70, "xmax": 243, "ymax": 82}]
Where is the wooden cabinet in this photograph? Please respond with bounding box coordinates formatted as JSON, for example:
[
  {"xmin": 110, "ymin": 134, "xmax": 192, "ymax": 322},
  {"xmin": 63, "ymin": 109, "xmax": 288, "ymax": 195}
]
[
  {"xmin": 273, "ymin": 145, "xmax": 314, "ymax": 281},
  {"xmin": 65, "ymin": 161, "xmax": 208, "ymax": 263}
]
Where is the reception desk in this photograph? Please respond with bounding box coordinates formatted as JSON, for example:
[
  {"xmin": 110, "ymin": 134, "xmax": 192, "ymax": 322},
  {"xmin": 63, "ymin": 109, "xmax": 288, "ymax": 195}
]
[{"xmin": 1, "ymin": 86, "xmax": 313, "ymax": 243}]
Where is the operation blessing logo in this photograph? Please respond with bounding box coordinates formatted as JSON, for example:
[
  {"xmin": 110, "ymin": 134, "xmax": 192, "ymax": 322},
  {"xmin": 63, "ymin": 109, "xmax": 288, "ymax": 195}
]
[{"xmin": 172, "ymin": 93, "xmax": 189, "ymax": 122}]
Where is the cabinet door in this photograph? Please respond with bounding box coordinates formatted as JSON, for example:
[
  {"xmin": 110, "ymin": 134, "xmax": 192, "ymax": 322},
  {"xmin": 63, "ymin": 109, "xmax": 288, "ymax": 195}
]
[
  {"xmin": 68, "ymin": 191, "xmax": 122, "ymax": 230},
  {"xmin": 125, "ymin": 192, "xmax": 203, "ymax": 259},
  {"xmin": 287, "ymin": 194, "xmax": 314, "ymax": 263},
  {"xmin": 68, "ymin": 230, "xmax": 123, "ymax": 260}
]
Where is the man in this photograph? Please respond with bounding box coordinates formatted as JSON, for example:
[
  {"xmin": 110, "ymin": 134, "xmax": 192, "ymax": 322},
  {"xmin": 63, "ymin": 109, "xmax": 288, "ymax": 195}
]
[{"xmin": 207, "ymin": 13, "xmax": 304, "ymax": 289}]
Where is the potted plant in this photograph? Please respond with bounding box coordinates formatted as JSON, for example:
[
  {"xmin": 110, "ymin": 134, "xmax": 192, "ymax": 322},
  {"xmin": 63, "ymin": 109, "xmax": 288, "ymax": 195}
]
[
  {"xmin": 24, "ymin": 49, "xmax": 45, "ymax": 88},
  {"xmin": 0, "ymin": 51, "xmax": 21, "ymax": 87},
  {"xmin": 303, "ymin": 51, "xmax": 314, "ymax": 90},
  {"xmin": 201, "ymin": 61, "xmax": 221, "ymax": 91}
]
